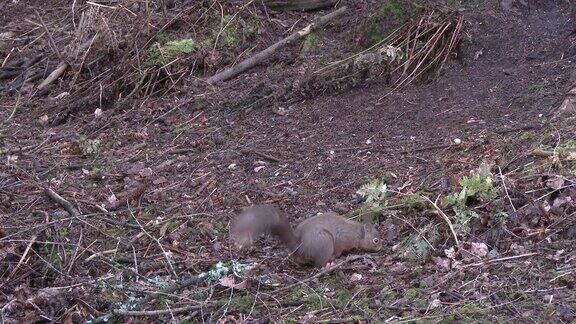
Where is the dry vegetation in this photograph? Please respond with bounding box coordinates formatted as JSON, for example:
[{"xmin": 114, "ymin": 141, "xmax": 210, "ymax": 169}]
[{"xmin": 0, "ymin": 0, "xmax": 575, "ymax": 323}]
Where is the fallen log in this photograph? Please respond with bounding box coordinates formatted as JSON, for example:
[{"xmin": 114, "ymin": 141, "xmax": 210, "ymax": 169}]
[
  {"xmin": 263, "ymin": 0, "xmax": 337, "ymax": 11},
  {"xmin": 205, "ymin": 6, "xmax": 347, "ymax": 84}
]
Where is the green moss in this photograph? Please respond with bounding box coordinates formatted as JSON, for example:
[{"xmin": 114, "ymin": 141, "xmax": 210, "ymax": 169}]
[
  {"xmin": 287, "ymin": 287, "xmax": 325, "ymax": 310},
  {"xmin": 242, "ymin": 21, "xmax": 259, "ymax": 40},
  {"xmin": 457, "ymin": 302, "xmax": 489, "ymax": 317},
  {"xmin": 515, "ymin": 83, "xmax": 544, "ymax": 105},
  {"xmin": 228, "ymin": 293, "xmax": 258, "ymax": 313},
  {"xmin": 146, "ymin": 39, "xmax": 197, "ymax": 67},
  {"xmin": 379, "ymin": 286, "xmax": 396, "ymax": 301},
  {"xmin": 172, "ymin": 125, "xmax": 188, "ymax": 136},
  {"xmin": 405, "ymin": 288, "xmax": 422, "ymax": 301},
  {"xmin": 333, "ymin": 288, "xmax": 353, "ymax": 308},
  {"xmin": 302, "ymin": 30, "xmax": 324, "ymax": 51},
  {"xmin": 519, "ymin": 131, "xmax": 535, "ymax": 141},
  {"xmin": 365, "ymin": 0, "xmax": 422, "ymax": 46}
]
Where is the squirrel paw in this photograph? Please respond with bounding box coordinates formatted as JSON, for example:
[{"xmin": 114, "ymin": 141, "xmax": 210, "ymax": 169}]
[{"xmin": 321, "ymin": 261, "xmax": 337, "ymax": 271}]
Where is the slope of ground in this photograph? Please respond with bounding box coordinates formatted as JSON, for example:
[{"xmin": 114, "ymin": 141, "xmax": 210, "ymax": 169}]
[{"xmin": 0, "ymin": 0, "xmax": 575, "ymax": 323}]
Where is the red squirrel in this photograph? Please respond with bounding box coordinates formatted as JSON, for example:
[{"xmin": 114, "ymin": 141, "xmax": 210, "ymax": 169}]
[{"xmin": 229, "ymin": 204, "xmax": 382, "ymax": 267}]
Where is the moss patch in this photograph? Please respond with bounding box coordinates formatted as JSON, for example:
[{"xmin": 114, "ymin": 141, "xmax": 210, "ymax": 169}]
[{"xmin": 146, "ymin": 39, "xmax": 197, "ymax": 67}]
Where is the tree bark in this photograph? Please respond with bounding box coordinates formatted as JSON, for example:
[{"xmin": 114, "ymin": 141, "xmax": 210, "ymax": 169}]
[{"xmin": 263, "ymin": 0, "xmax": 337, "ymax": 11}]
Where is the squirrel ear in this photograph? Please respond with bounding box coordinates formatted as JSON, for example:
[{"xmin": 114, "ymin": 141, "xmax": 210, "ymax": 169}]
[{"xmin": 359, "ymin": 212, "xmax": 375, "ymax": 225}]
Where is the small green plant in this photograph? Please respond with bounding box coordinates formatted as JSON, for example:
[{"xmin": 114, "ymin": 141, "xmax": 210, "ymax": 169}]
[
  {"xmin": 172, "ymin": 125, "xmax": 188, "ymax": 136},
  {"xmin": 214, "ymin": 15, "xmax": 258, "ymax": 49},
  {"xmin": 355, "ymin": 178, "xmax": 388, "ymax": 220},
  {"xmin": 442, "ymin": 164, "xmax": 499, "ymax": 234},
  {"xmin": 79, "ymin": 136, "xmax": 101, "ymax": 156},
  {"xmin": 397, "ymin": 224, "xmax": 439, "ymax": 263},
  {"xmin": 146, "ymin": 38, "xmax": 197, "ymax": 67},
  {"xmin": 57, "ymin": 228, "xmax": 69, "ymax": 238}
]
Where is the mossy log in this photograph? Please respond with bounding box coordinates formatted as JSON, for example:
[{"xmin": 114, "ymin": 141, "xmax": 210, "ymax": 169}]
[{"xmin": 263, "ymin": 0, "xmax": 337, "ymax": 11}]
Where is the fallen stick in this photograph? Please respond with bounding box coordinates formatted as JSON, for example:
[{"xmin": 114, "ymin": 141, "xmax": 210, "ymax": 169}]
[
  {"xmin": 37, "ymin": 61, "xmax": 69, "ymax": 90},
  {"xmin": 45, "ymin": 187, "xmax": 80, "ymax": 217},
  {"xmin": 271, "ymin": 254, "xmax": 366, "ymax": 294},
  {"xmin": 205, "ymin": 6, "xmax": 348, "ymax": 84},
  {"xmin": 421, "ymin": 195, "xmax": 460, "ymax": 247},
  {"xmin": 463, "ymin": 252, "xmax": 539, "ymax": 268},
  {"xmin": 263, "ymin": 0, "xmax": 337, "ymax": 11},
  {"xmin": 90, "ymin": 275, "xmax": 205, "ymax": 323},
  {"xmin": 114, "ymin": 307, "xmax": 201, "ymax": 317}
]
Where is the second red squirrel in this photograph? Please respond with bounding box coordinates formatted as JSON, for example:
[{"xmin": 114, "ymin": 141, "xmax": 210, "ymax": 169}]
[{"xmin": 229, "ymin": 204, "xmax": 382, "ymax": 267}]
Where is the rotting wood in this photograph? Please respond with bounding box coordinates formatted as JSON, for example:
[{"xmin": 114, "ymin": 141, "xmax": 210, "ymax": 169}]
[
  {"xmin": 104, "ymin": 182, "xmax": 147, "ymax": 211},
  {"xmin": 263, "ymin": 0, "xmax": 337, "ymax": 11},
  {"xmin": 205, "ymin": 6, "xmax": 348, "ymax": 84}
]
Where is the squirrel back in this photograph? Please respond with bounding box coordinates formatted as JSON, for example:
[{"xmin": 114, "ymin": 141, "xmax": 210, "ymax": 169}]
[{"xmin": 229, "ymin": 204, "xmax": 382, "ymax": 267}]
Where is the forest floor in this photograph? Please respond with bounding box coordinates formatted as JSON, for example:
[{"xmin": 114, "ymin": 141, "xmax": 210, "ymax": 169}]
[{"xmin": 1, "ymin": 0, "xmax": 575, "ymax": 323}]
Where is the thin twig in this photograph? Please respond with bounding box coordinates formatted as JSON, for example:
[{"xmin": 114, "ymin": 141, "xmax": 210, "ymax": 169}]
[
  {"xmin": 498, "ymin": 166, "xmax": 517, "ymax": 214},
  {"xmin": 44, "ymin": 187, "xmax": 80, "ymax": 217},
  {"xmin": 129, "ymin": 207, "xmax": 178, "ymax": 278},
  {"xmin": 463, "ymin": 252, "xmax": 539, "ymax": 268},
  {"xmin": 114, "ymin": 307, "xmax": 201, "ymax": 317},
  {"xmin": 271, "ymin": 254, "xmax": 367, "ymax": 294},
  {"xmin": 421, "ymin": 195, "xmax": 460, "ymax": 246}
]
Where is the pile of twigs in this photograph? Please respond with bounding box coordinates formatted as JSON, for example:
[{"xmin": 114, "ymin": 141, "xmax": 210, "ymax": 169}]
[
  {"xmin": 298, "ymin": 7, "xmax": 464, "ymax": 100},
  {"xmin": 384, "ymin": 8, "xmax": 464, "ymax": 97}
]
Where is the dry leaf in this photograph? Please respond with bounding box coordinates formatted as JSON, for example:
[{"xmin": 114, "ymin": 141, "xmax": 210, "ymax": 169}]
[
  {"xmin": 546, "ymin": 177, "xmax": 565, "ymax": 190},
  {"xmin": 153, "ymin": 177, "xmax": 167, "ymax": 185},
  {"xmin": 218, "ymin": 276, "xmax": 247, "ymax": 290},
  {"xmin": 38, "ymin": 115, "xmax": 49, "ymax": 126},
  {"xmin": 350, "ymin": 273, "xmax": 363, "ymax": 283},
  {"xmin": 470, "ymin": 242, "xmax": 488, "ymax": 258},
  {"xmin": 430, "ymin": 298, "xmax": 442, "ymax": 309},
  {"xmin": 432, "ymin": 256, "xmax": 451, "ymax": 272},
  {"xmin": 106, "ymin": 194, "xmax": 117, "ymax": 204},
  {"xmin": 6, "ymin": 155, "xmax": 18, "ymax": 165},
  {"xmin": 139, "ymin": 167, "xmax": 153, "ymax": 177}
]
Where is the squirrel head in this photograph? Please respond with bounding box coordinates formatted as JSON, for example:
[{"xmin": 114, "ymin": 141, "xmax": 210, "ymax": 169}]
[{"xmin": 360, "ymin": 222, "xmax": 382, "ymax": 251}]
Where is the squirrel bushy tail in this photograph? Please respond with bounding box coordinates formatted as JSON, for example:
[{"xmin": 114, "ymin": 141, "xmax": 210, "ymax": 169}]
[{"xmin": 229, "ymin": 204, "xmax": 298, "ymax": 250}]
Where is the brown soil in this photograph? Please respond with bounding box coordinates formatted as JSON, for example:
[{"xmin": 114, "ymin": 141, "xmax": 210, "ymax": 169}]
[{"xmin": 1, "ymin": 0, "xmax": 575, "ymax": 323}]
